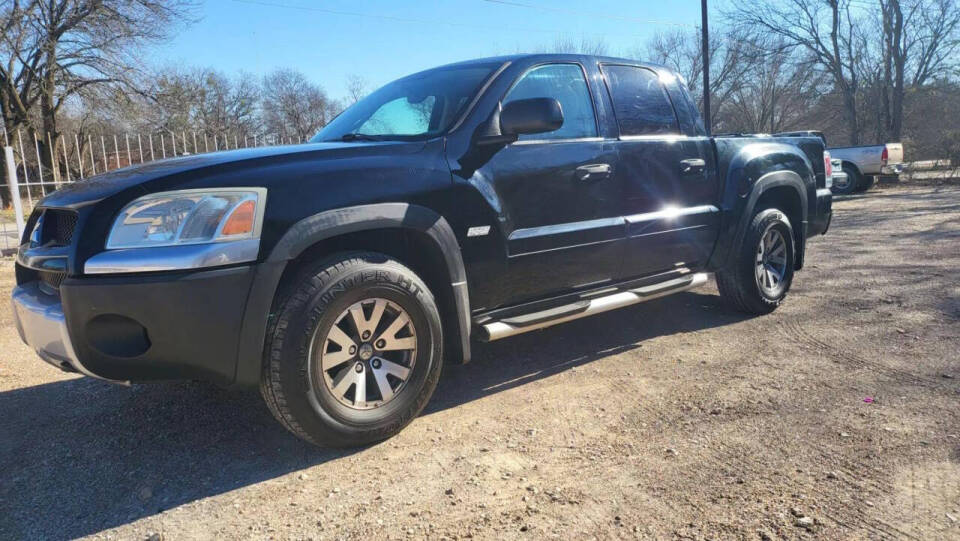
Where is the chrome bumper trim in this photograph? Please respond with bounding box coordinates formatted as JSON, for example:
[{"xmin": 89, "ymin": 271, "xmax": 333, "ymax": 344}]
[
  {"xmin": 11, "ymin": 282, "xmax": 127, "ymax": 384},
  {"xmin": 84, "ymin": 238, "xmax": 260, "ymax": 274}
]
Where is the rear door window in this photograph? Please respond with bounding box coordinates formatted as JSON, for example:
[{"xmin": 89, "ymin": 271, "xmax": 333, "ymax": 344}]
[{"xmin": 601, "ymin": 65, "xmax": 680, "ymax": 136}]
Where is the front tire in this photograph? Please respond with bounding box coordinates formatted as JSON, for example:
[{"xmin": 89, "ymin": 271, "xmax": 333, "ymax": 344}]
[
  {"xmin": 261, "ymin": 252, "xmax": 443, "ymax": 447},
  {"xmin": 717, "ymin": 209, "xmax": 796, "ymax": 315},
  {"xmin": 831, "ymin": 164, "xmax": 860, "ymax": 195}
]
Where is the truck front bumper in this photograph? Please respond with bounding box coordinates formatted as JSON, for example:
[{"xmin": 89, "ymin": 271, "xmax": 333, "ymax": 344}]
[
  {"xmin": 12, "ymin": 265, "xmax": 258, "ymax": 385},
  {"xmin": 11, "ymin": 281, "xmax": 119, "ymax": 382}
]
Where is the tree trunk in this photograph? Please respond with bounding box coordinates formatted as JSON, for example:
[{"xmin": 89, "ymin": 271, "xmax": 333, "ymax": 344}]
[
  {"xmin": 842, "ymin": 85, "xmax": 860, "ymax": 146},
  {"xmin": 39, "ymin": 40, "xmax": 59, "ymax": 183},
  {"xmin": 890, "ymin": 0, "xmax": 905, "ymax": 141}
]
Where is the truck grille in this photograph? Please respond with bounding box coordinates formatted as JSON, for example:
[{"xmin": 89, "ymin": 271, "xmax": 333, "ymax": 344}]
[
  {"xmin": 23, "ymin": 208, "xmax": 79, "ymax": 247},
  {"xmin": 42, "ymin": 210, "xmax": 78, "ymax": 246},
  {"xmin": 39, "ymin": 270, "xmax": 67, "ymax": 292}
]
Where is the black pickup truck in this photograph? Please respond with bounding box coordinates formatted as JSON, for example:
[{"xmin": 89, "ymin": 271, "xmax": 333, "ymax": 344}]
[{"xmin": 12, "ymin": 54, "xmax": 832, "ymax": 446}]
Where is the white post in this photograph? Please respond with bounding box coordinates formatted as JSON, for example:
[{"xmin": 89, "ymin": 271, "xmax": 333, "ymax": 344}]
[
  {"xmin": 47, "ymin": 132, "xmax": 58, "ymax": 185},
  {"xmin": 33, "ymin": 131, "xmax": 45, "ymax": 191},
  {"xmin": 16, "ymin": 130, "xmax": 32, "ymax": 208},
  {"xmin": 60, "ymin": 140, "xmax": 70, "ymax": 182},
  {"xmin": 88, "ymin": 135, "xmax": 96, "ymax": 175},
  {"xmin": 100, "ymin": 135, "xmax": 108, "ymax": 172},
  {"xmin": 74, "ymin": 133, "xmax": 84, "ymax": 179},
  {"xmin": 114, "ymin": 134, "xmax": 121, "ymax": 168},
  {"xmin": 4, "ymin": 146, "xmax": 25, "ymax": 238},
  {"xmin": 100, "ymin": 135, "xmax": 110, "ymax": 173}
]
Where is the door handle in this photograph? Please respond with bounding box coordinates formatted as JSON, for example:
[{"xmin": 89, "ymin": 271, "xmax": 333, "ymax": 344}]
[
  {"xmin": 679, "ymin": 158, "xmax": 706, "ymax": 176},
  {"xmin": 575, "ymin": 163, "xmax": 612, "ymax": 182}
]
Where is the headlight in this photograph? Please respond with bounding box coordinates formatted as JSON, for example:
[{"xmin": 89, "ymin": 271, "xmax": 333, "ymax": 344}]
[{"xmin": 107, "ymin": 188, "xmax": 266, "ymax": 249}]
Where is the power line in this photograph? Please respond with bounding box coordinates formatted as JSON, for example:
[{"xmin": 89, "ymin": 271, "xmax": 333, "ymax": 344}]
[
  {"xmin": 479, "ymin": 0, "xmax": 696, "ymax": 28},
  {"xmin": 228, "ymin": 0, "xmax": 666, "ymax": 37}
]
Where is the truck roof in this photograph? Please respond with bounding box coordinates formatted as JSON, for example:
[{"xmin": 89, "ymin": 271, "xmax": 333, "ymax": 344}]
[{"xmin": 428, "ymin": 53, "xmax": 672, "ymax": 76}]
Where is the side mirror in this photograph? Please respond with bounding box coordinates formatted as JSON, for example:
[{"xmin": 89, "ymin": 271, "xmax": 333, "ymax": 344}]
[{"xmin": 501, "ymin": 98, "xmax": 563, "ymax": 137}]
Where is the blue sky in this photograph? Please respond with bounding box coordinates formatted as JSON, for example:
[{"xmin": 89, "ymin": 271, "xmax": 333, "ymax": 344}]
[{"xmin": 155, "ymin": 0, "xmax": 706, "ymax": 101}]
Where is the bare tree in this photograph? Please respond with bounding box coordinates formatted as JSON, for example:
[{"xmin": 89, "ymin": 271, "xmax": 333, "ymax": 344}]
[
  {"xmin": 725, "ymin": 39, "xmax": 823, "ymax": 133},
  {"xmin": 536, "ymin": 36, "xmax": 610, "ymax": 56},
  {"xmin": 195, "ymin": 70, "xmax": 259, "ymax": 145},
  {"xmin": 729, "ymin": 0, "xmax": 867, "ymax": 145},
  {"xmin": 642, "ymin": 27, "xmax": 751, "ymax": 131},
  {"xmin": 0, "ymin": 0, "xmax": 195, "ymax": 179},
  {"xmin": 877, "ymin": 0, "xmax": 960, "ymax": 141},
  {"xmin": 261, "ymin": 68, "xmax": 333, "ymax": 142},
  {"xmin": 345, "ymin": 74, "xmax": 368, "ymax": 105}
]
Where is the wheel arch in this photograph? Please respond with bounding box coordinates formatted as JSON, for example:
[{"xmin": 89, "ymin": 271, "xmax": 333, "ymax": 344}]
[
  {"xmin": 840, "ymin": 160, "xmax": 863, "ymax": 178},
  {"xmin": 710, "ymin": 168, "xmax": 809, "ymax": 272},
  {"xmin": 233, "ymin": 203, "xmax": 471, "ymax": 387}
]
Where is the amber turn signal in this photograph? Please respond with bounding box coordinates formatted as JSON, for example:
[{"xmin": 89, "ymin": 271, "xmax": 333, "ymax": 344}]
[{"xmin": 221, "ymin": 200, "xmax": 256, "ymax": 236}]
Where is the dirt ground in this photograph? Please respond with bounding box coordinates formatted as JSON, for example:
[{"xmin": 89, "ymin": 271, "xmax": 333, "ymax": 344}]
[{"xmin": 1, "ymin": 184, "xmax": 958, "ymax": 540}]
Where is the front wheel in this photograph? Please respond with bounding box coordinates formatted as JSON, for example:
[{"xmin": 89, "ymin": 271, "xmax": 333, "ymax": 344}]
[
  {"xmin": 261, "ymin": 252, "xmax": 444, "ymax": 447},
  {"xmin": 716, "ymin": 209, "xmax": 796, "ymax": 314},
  {"xmin": 831, "ymin": 165, "xmax": 860, "ymax": 195}
]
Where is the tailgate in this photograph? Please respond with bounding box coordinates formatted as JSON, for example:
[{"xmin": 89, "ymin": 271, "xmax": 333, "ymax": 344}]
[{"xmin": 885, "ymin": 143, "xmax": 904, "ymax": 165}]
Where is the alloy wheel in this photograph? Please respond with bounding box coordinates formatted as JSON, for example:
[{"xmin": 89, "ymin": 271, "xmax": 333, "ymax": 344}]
[
  {"xmin": 755, "ymin": 228, "xmax": 788, "ymax": 296},
  {"xmin": 312, "ymin": 298, "xmax": 417, "ymax": 410}
]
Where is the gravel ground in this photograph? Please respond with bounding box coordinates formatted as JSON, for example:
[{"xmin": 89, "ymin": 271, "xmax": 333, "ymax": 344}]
[{"xmin": 1, "ymin": 184, "xmax": 958, "ymax": 540}]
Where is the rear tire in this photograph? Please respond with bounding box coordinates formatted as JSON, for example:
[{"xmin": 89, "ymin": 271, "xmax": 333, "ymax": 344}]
[
  {"xmin": 717, "ymin": 209, "xmax": 796, "ymax": 315},
  {"xmin": 854, "ymin": 174, "xmax": 875, "ymax": 193},
  {"xmin": 261, "ymin": 252, "xmax": 443, "ymax": 447}
]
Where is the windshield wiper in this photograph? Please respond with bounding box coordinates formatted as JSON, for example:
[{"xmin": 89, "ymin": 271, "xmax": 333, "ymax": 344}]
[{"xmin": 340, "ymin": 133, "xmax": 383, "ymax": 142}]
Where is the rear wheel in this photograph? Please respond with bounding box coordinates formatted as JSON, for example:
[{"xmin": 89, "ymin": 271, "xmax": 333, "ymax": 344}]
[
  {"xmin": 261, "ymin": 252, "xmax": 443, "ymax": 447},
  {"xmin": 717, "ymin": 209, "xmax": 796, "ymax": 315},
  {"xmin": 854, "ymin": 173, "xmax": 875, "ymax": 193},
  {"xmin": 831, "ymin": 164, "xmax": 860, "ymax": 195}
]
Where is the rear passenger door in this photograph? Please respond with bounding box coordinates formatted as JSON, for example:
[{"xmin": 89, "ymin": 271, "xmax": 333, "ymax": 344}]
[{"xmin": 600, "ymin": 64, "xmax": 720, "ymax": 279}]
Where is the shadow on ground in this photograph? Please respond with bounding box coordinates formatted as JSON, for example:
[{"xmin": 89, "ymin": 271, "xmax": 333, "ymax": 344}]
[{"xmin": 0, "ymin": 291, "xmax": 747, "ymax": 539}]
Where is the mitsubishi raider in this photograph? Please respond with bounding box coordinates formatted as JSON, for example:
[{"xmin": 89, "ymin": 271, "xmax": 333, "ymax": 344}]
[{"xmin": 12, "ymin": 55, "xmax": 833, "ymax": 447}]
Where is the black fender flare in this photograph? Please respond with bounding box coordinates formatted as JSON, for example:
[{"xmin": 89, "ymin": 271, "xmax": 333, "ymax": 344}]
[
  {"xmin": 709, "ymin": 169, "xmax": 809, "ymax": 272},
  {"xmin": 233, "ymin": 203, "xmax": 471, "ymax": 387}
]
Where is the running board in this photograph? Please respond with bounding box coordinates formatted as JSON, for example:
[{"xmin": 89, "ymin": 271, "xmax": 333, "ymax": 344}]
[{"xmin": 477, "ymin": 273, "xmax": 710, "ymax": 342}]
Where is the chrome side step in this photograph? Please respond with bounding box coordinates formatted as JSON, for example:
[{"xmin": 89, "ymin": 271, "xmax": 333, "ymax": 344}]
[{"xmin": 477, "ymin": 273, "xmax": 710, "ymax": 342}]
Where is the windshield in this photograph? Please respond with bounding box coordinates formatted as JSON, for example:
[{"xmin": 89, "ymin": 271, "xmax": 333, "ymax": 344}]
[{"xmin": 312, "ymin": 63, "xmax": 500, "ymax": 142}]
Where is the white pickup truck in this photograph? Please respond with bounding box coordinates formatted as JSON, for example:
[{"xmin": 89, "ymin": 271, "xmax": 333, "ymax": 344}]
[{"xmin": 777, "ymin": 131, "xmax": 904, "ymax": 194}]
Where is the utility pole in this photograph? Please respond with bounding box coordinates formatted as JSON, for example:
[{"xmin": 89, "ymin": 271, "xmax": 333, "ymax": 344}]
[{"xmin": 701, "ymin": 0, "xmax": 711, "ymax": 135}]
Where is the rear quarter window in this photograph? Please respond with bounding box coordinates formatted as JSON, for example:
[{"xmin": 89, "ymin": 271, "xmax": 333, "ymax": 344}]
[{"xmin": 601, "ymin": 64, "xmax": 680, "ymax": 137}]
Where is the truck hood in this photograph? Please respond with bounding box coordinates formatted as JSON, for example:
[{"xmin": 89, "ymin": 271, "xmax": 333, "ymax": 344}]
[{"xmin": 37, "ymin": 141, "xmax": 414, "ymax": 209}]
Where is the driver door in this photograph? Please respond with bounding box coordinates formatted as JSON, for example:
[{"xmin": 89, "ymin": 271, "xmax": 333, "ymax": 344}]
[{"xmin": 467, "ymin": 63, "xmax": 623, "ymax": 308}]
